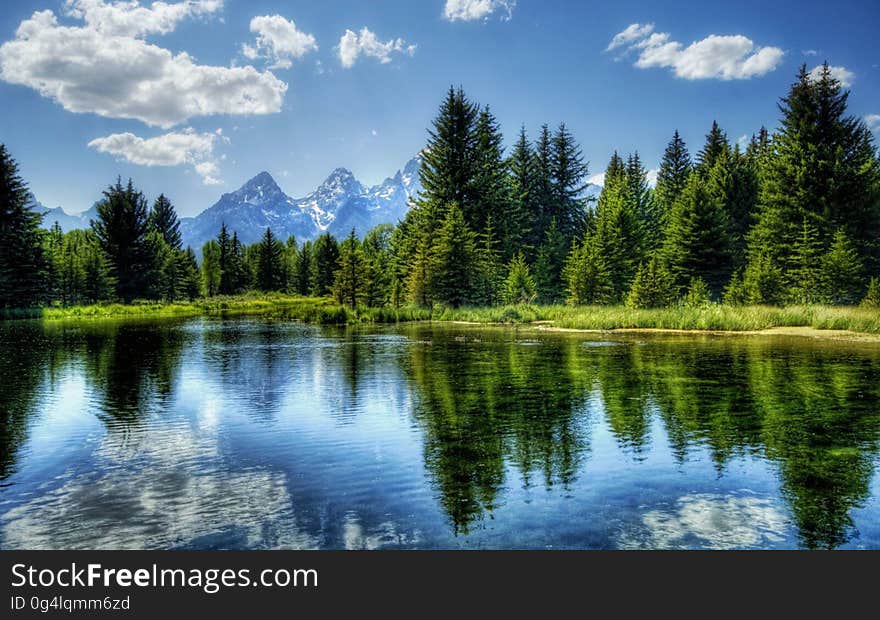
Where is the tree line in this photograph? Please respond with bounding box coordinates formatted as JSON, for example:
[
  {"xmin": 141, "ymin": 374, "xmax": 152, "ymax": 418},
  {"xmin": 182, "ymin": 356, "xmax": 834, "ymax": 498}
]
[{"xmin": 1, "ymin": 64, "xmax": 878, "ymax": 311}]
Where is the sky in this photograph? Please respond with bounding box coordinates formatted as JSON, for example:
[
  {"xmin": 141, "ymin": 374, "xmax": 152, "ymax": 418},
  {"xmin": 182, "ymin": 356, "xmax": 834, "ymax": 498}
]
[{"xmin": 0, "ymin": 0, "xmax": 878, "ymax": 217}]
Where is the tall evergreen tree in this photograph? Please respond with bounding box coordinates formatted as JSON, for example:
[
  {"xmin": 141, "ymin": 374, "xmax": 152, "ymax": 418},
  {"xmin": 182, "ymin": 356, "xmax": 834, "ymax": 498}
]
[
  {"xmin": 549, "ymin": 122, "xmax": 589, "ymax": 242},
  {"xmin": 311, "ymin": 233, "xmax": 340, "ymax": 296},
  {"xmin": 654, "ymin": 130, "xmax": 692, "ymax": 234},
  {"xmin": 333, "ymin": 229, "xmax": 366, "ymax": 308},
  {"xmin": 149, "ymin": 194, "xmax": 182, "ymax": 250},
  {"xmin": 696, "ymin": 121, "xmax": 730, "ymax": 175},
  {"xmin": 470, "ymin": 105, "xmax": 510, "ymax": 242},
  {"xmin": 201, "ymin": 240, "xmax": 221, "ymax": 297},
  {"xmin": 507, "ymin": 125, "xmax": 537, "ymax": 256},
  {"xmin": 787, "ymin": 216, "xmax": 826, "ymax": 304},
  {"xmin": 0, "ymin": 145, "xmax": 47, "ymax": 308},
  {"xmin": 503, "ymin": 252, "xmax": 537, "ymax": 304},
  {"xmin": 662, "ymin": 173, "xmax": 732, "ymax": 297},
  {"xmin": 533, "ymin": 218, "xmax": 569, "ymax": 303},
  {"xmin": 293, "ymin": 240, "xmax": 314, "ymax": 296},
  {"xmin": 748, "ymin": 64, "xmax": 880, "ymax": 277},
  {"xmin": 430, "ymin": 203, "xmax": 480, "ymax": 307},
  {"xmin": 91, "ymin": 178, "xmax": 154, "ymax": 303},
  {"xmin": 255, "ymin": 227, "xmax": 285, "ymax": 292}
]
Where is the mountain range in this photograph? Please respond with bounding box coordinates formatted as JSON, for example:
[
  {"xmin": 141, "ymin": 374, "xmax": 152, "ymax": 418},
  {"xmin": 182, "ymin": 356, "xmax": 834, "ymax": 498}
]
[{"xmin": 31, "ymin": 156, "xmax": 423, "ymax": 250}]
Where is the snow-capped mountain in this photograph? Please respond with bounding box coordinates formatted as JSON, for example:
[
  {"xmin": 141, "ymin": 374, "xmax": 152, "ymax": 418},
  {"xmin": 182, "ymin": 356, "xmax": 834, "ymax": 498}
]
[
  {"xmin": 179, "ymin": 156, "xmax": 422, "ymax": 250},
  {"xmin": 29, "ymin": 194, "xmax": 98, "ymax": 232}
]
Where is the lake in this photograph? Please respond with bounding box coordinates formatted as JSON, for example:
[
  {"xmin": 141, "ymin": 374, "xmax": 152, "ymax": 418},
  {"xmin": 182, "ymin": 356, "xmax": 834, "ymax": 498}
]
[{"xmin": 2, "ymin": 317, "xmax": 880, "ymax": 550}]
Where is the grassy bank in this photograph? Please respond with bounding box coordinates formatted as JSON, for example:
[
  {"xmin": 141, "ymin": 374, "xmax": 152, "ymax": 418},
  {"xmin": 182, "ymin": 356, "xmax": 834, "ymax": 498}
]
[{"xmin": 5, "ymin": 295, "xmax": 880, "ymax": 336}]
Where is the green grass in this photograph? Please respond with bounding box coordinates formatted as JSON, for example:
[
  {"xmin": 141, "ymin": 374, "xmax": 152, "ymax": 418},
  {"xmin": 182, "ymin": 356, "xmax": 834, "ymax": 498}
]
[{"xmin": 5, "ymin": 295, "xmax": 880, "ymax": 335}]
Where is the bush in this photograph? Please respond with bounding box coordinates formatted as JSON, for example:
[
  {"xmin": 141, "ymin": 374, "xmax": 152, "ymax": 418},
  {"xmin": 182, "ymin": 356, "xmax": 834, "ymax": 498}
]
[{"xmin": 626, "ymin": 258, "xmax": 677, "ymax": 309}]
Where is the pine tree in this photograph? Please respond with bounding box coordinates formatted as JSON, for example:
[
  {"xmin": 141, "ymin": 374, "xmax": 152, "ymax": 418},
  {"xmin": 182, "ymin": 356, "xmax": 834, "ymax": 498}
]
[
  {"xmin": 91, "ymin": 178, "xmax": 154, "ymax": 303},
  {"xmin": 361, "ymin": 224, "xmax": 394, "ymax": 307},
  {"xmin": 228, "ymin": 232, "xmax": 250, "ymax": 293},
  {"xmin": 747, "ymin": 64, "xmax": 880, "ymax": 277},
  {"xmin": 507, "ymin": 125, "xmax": 536, "ymax": 256},
  {"xmin": 503, "ymin": 252, "xmax": 537, "ymax": 304},
  {"xmin": 531, "ymin": 124, "xmax": 555, "ymax": 246},
  {"xmin": 862, "ymin": 277, "xmax": 880, "ymax": 308},
  {"xmin": 293, "ymin": 240, "xmax": 313, "ymax": 296},
  {"xmin": 787, "ymin": 216, "xmax": 826, "ymax": 304},
  {"xmin": 822, "ymin": 229, "xmax": 863, "ymax": 305},
  {"xmin": 549, "ymin": 122, "xmax": 589, "ymax": 242},
  {"xmin": 626, "ymin": 152, "xmax": 656, "ymax": 252},
  {"xmin": 470, "ymin": 105, "xmax": 510, "ymax": 243},
  {"xmin": 654, "ymin": 130, "xmax": 692, "ymax": 235},
  {"xmin": 682, "ymin": 277, "xmax": 712, "ymax": 308},
  {"xmin": 415, "ymin": 86, "xmax": 479, "ymax": 220},
  {"xmin": 217, "ymin": 223, "xmax": 234, "ymax": 295},
  {"xmin": 180, "ymin": 247, "xmax": 201, "ymax": 300},
  {"xmin": 201, "ymin": 240, "xmax": 221, "ymax": 297},
  {"xmin": 311, "ymin": 233, "xmax": 340, "ymax": 296},
  {"xmin": 590, "ymin": 153, "xmax": 643, "ymax": 300},
  {"xmin": 533, "ymin": 218, "xmax": 568, "ymax": 303},
  {"xmin": 430, "ymin": 203, "xmax": 480, "ymax": 308},
  {"xmin": 255, "ymin": 227, "xmax": 285, "ymax": 292},
  {"xmin": 332, "ymin": 229, "xmax": 366, "ymax": 308},
  {"xmin": 625, "ymin": 257, "xmax": 677, "ymax": 309},
  {"xmin": 739, "ymin": 252, "xmax": 786, "ymax": 305},
  {"xmin": 149, "ymin": 194, "xmax": 182, "ymax": 250},
  {"xmin": 564, "ymin": 237, "xmax": 613, "ymax": 305},
  {"xmin": 696, "ymin": 121, "xmax": 729, "ymax": 176},
  {"xmin": 662, "ymin": 173, "xmax": 732, "ymax": 297},
  {"xmin": 0, "ymin": 144, "xmax": 47, "ymax": 308}
]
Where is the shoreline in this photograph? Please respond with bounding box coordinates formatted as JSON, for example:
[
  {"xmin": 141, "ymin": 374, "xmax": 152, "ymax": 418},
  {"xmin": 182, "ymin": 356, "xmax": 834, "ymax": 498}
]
[{"xmin": 3, "ymin": 297, "xmax": 880, "ymax": 342}]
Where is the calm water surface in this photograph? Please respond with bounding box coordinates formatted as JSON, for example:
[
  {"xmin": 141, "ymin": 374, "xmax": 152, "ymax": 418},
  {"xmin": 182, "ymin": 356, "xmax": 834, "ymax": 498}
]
[{"xmin": 2, "ymin": 317, "xmax": 880, "ymax": 550}]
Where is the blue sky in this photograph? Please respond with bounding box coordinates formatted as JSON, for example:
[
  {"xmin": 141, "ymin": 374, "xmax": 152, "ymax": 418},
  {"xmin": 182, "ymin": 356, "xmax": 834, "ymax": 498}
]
[{"xmin": 1, "ymin": 0, "xmax": 878, "ymax": 217}]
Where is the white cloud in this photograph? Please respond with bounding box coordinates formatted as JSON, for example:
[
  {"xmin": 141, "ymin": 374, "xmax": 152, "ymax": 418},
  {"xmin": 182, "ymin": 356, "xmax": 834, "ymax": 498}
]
[
  {"xmin": 607, "ymin": 23, "xmax": 784, "ymax": 80},
  {"xmin": 63, "ymin": 0, "xmax": 222, "ymax": 38},
  {"xmin": 865, "ymin": 114, "xmax": 880, "ymax": 132},
  {"xmin": 646, "ymin": 168, "xmax": 659, "ymax": 188},
  {"xmin": 88, "ymin": 128, "xmax": 226, "ymax": 185},
  {"xmin": 605, "ymin": 22, "xmax": 655, "ymax": 52},
  {"xmin": 337, "ymin": 27, "xmax": 416, "ymax": 69},
  {"xmin": 0, "ymin": 5, "xmax": 288, "ymax": 128},
  {"xmin": 242, "ymin": 14, "xmax": 317, "ymax": 70},
  {"xmin": 443, "ymin": 0, "xmax": 515, "ymax": 22},
  {"xmin": 587, "ymin": 172, "xmax": 606, "ymax": 187},
  {"xmin": 802, "ymin": 49, "xmax": 818, "ymax": 57},
  {"xmin": 808, "ymin": 64, "xmax": 855, "ymax": 88}
]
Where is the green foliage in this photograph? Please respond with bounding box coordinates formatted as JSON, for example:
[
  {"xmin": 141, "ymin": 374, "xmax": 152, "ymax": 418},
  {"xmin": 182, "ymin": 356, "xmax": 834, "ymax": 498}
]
[
  {"xmin": 564, "ymin": 237, "xmax": 613, "ymax": 305},
  {"xmin": 822, "ymin": 229, "xmax": 863, "ymax": 305},
  {"xmin": 862, "ymin": 277, "xmax": 880, "ymax": 308},
  {"xmin": 533, "ymin": 218, "xmax": 569, "ymax": 303},
  {"xmin": 149, "ymin": 194, "xmax": 182, "ymax": 250},
  {"xmin": 430, "ymin": 203, "xmax": 480, "ymax": 308},
  {"xmin": 654, "ymin": 130, "xmax": 692, "ymax": 236},
  {"xmin": 747, "ymin": 63, "xmax": 880, "ymax": 278},
  {"xmin": 255, "ymin": 227, "xmax": 286, "ymax": 292},
  {"xmin": 662, "ymin": 173, "xmax": 732, "ymax": 297},
  {"xmin": 682, "ymin": 277, "xmax": 712, "ymax": 308},
  {"xmin": 503, "ymin": 252, "xmax": 537, "ymax": 304},
  {"xmin": 91, "ymin": 178, "xmax": 156, "ymax": 303},
  {"xmin": 332, "ymin": 229, "xmax": 367, "ymax": 307},
  {"xmin": 0, "ymin": 144, "xmax": 47, "ymax": 308},
  {"xmin": 311, "ymin": 233, "xmax": 340, "ymax": 296},
  {"xmin": 625, "ymin": 257, "xmax": 677, "ymax": 309},
  {"xmin": 787, "ymin": 216, "xmax": 826, "ymax": 304}
]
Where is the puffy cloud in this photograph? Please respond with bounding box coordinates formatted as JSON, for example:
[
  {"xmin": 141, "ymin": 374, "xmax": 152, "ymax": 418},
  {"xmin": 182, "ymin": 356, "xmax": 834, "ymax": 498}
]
[
  {"xmin": 88, "ymin": 128, "xmax": 226, "ymax": 185},
  {"xmin": 242, "ymin": 14, "xmax": 318, "ymax": 70},
  {"xmin": 607, "ymin": 23, "xmax": 784, "ymax": 80},
  {"xmin": 0, "ymin": 4, "xmax": 287, "ymax": 128},
  {"xmin": 337, "ymin": 27, "xmax": 416, "ymax": 69},
  {"xmin": 865, "ymin": 114, "xmax": 880, "ymax": 132},
  {"xmin": 63, "ymin": 0, "xmax": 223, "ymax": 38},
  {"xmin": 808, "ymin": 64, "xmax": 855, "ymax": 88},
  {"xmin": 443, "ymin": 0, "xmax": 515, "ymax": 22}
]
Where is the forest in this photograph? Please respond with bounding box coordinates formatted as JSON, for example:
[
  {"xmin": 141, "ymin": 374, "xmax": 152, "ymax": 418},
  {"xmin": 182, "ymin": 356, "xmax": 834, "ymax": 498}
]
[{"xmin": 1, "ymin": 64, "xmax": 879, "ymax": 317}]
